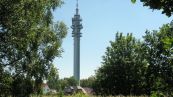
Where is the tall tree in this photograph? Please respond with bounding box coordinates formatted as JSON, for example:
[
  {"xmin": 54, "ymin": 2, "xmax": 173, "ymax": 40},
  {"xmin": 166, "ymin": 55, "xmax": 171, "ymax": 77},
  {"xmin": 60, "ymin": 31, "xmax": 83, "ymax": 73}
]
[
  {"xmin": 143, "ymin": 24, "xmax": 173, "ymax": 95},
  {"xmin": 94, "ymin": 33, "xmax": 147, "ymax": 96},
  {"xmin": 0, "ymin": 0, "xmax": 67, "ymax": 96}
]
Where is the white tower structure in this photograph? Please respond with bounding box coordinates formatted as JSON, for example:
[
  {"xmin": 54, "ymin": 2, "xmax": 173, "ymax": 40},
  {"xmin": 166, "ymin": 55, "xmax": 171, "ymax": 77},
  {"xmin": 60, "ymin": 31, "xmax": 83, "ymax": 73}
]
[{"xmin": 71, "ymin": 0, "xmax": 83, "ymax": 86}]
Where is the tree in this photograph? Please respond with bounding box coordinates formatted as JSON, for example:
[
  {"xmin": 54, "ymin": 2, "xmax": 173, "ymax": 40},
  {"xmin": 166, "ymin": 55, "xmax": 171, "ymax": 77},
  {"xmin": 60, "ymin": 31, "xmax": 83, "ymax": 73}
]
[
  {"xmin": 80, "ymin": 76, "xmax": 95, "ymax": 88},
  {"xmin": 11, "ymin": 75, "xmax": 33, "ymax": 97},
  {"xmin": 47, "ymin": 64, "xmax": 59, "ymax": 91},
  {"xmin": 94, "ymin": 33, "xmax": 147, "ymax": 96},
  {"xmin": 143, "ymin": 24, "xmax": 173, "ymax": 95},
  {"xmin": 94, "ymin": 23, "xmax": 173, "ymax": 96},
  {"xmin": 0, "ymin": 70, "xmax": 12, "ymax": 97},
  {"xmin": 59, "ymin": 77, "xmax": 78, "ymax": 90},
  {"xmin": 131, "ymin": 0, "xmax": 173, "ymax": 17},
  {"xmin": 0, "ymin": 0, "xmax": 67, "ymax": 96}
]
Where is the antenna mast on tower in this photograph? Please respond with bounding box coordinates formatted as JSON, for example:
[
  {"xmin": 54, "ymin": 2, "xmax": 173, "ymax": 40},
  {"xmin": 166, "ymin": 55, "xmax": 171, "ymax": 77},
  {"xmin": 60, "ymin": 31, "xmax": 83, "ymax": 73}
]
[{"xmin": 76, "ymin": 0, "xmax": 78, "ymax": 9}]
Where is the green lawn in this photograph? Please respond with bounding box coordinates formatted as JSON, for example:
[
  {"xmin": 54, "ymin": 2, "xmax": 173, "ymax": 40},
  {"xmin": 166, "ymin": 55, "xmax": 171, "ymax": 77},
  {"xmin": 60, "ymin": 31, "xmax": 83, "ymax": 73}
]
[{"xmin": 33, "ymin": 94, "xmax": 147, "ymax": 97}]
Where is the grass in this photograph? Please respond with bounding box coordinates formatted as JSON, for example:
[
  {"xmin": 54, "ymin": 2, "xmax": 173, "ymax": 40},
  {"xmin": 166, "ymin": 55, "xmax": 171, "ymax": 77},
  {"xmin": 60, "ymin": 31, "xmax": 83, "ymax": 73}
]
[
  {"xmin": 39, "ymin": 95, "xmax": 148, "ymax": 97},
  {"xmin": 32, "ymin": 93, "xmax": 148, "ymax": 97},
  {"xmin": 34, "ymin": 95, "xmax": 148, "ymax": 97}
]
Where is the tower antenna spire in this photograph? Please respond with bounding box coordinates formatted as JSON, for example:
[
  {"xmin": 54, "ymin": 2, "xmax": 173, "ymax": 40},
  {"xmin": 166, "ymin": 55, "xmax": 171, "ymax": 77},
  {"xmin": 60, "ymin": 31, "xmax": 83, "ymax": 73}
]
[
  {"xmin": 76, "ymin": 0, "xmax": 79, "ymax": 14},
  {"xmin": 76, "ymin": 0, "xmax": 78, "ymax": 9}
]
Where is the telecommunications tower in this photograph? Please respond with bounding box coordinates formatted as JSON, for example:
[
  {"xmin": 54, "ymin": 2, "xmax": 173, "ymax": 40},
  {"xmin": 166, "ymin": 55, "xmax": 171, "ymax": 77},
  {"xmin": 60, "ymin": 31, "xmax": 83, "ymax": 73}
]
[{"xmin": 71, "ymin": 0, "xmax": 83, "ymax": 86}]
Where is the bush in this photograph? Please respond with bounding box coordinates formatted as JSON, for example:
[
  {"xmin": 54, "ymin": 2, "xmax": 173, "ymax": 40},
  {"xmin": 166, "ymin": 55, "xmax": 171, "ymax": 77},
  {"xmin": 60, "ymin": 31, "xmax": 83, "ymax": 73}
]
[{"xmin": 151, "ymin": 91, "xmax": 164, "ymax": 97}]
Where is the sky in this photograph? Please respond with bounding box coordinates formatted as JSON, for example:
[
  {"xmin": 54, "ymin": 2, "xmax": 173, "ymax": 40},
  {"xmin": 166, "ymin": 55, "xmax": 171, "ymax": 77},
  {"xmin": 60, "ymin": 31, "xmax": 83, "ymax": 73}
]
[{"xmin": 53, "ymin": 0, "xmax": 173, "ymax": 79}]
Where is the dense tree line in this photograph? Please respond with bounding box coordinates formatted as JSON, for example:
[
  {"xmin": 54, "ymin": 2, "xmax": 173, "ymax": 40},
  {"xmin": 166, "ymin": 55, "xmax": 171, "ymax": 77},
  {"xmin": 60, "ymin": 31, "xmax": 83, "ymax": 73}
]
[
  {"xmin": 60, "ymin": 77, "xmax": 78, "ymax": 90},
  {"xmin": 80, "ymin": 76, "xmax": 95, "ymax": 88},
  {"xmin": 0, "ymin": 0, "xmax": 67, "ymax": 97},
  {"xmin": 47, "ymin": 75, "xmax": 78, "ymax": 91},
  {"xmin": 93, "ymin": 23, "xmax": 173, "ymax": 96}
]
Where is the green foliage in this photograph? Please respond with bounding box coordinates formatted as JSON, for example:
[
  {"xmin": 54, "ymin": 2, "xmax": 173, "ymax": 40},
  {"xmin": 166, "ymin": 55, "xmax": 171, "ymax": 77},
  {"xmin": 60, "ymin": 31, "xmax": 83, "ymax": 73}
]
[
  {"xmin": 0, "ymin": 0, "xmax": 67, "ymax": 96},
  {"xmin": 131, "ymin": 0, "xmax": 136, "ymax": 4},
  {"xmin": 59, "ymin": 77, "xmax": 78, "ymax": 90},
  {"xmin": 143, "ymin": 24, "xmax": 173, "ymax": 95},
  {"xmin": 57, "ymin": 87, "xmax": 64, "ymax": 97},
  {"xmin": 131, "ymin": 0, "xmax": 173, "ymax": 16},
  {"xmin": 71, "ymin": 92, "xmax": 88, "ymax": 97},
  {"xmin": 151, "ymin": 91, "xmax": 164, "ymax": 97},
  {"xmin": 80, "ymin": 76, "xmax": 95, "ymax": 88},
  {"xmin": 94, "ymin": 33, "xmax": 147, "ymax": 96},
  {"xmin": 0, "ymin": 70, "xmax": 12, "ymax": 97},
  {"xmin": 47, "ymin": 64, "xmax": 59, "ymax": 91},
  {"xmin": 94, "ymin": 23, "xmax": 173, "ymax": 96},
  {"xmin": 64, "ymin": 92, "xmax": 88, "ymax": 97},
  {"xmin": 11, "ymin": 75, "xmax": 34, "ymax": 97}
]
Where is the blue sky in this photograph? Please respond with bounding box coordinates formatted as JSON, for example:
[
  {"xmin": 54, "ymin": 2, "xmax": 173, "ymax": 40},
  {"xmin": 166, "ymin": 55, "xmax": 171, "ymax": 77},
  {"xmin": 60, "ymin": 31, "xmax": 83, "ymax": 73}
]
[{"xmin": 53, "ymin": 0, "xmax": 172, "ymax": 79}]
